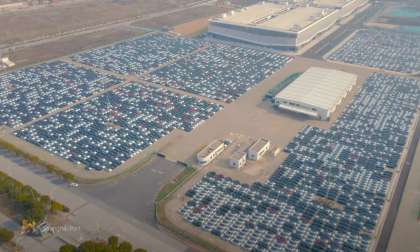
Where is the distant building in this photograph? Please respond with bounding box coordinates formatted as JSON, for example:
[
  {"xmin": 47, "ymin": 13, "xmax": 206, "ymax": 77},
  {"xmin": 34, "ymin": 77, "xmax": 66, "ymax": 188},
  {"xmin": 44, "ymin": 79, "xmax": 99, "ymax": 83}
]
[
  {"xmin": 197, "ymin": 139, "xmax": 226, "ymax": 166},
  {"xmin": 208, "ymin": 0, "xmax": 367, "ymax": 50},
  {"xmin": 229, "ymin": 150, "xmax": 247, "ymax": 169},
  {"xmin": 248, "ymin": 138, "xmax": 271, "ymax": 161},
  {"xmin": 274, "ymin": 67, "xmax": 357, "ymax": 120},
  {"xmin": 1, "ymin": 57, "xmax": 15, "ymax": 68}
]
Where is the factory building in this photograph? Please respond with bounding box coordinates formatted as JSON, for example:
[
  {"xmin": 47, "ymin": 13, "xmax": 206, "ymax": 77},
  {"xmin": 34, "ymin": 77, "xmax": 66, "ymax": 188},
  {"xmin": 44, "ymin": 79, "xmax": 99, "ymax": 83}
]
[
  {"xmin": 274, "ymin": 67, "xmax": 357, "ymax": 120},
  {"xmin": 229, "ymin": 150, "xmax": 247, "ymax": 169},
  {"xmin": 248, "ymin": 138, "xmax": 271, "ymax": 161},
  {"xmin": 208, "ymin": 0, "xmax": 367, "ymax": 50},
  {"xmin": 197, "ymin": 139, "xmax": 226, "ymax": 166}
]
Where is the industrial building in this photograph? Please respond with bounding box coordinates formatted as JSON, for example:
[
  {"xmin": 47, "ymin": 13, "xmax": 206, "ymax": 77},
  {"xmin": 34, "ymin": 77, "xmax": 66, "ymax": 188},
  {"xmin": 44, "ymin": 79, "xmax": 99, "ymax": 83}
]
[
  {"xmin": 229, "ymin": 150, "xmax": 247, "ymax": 169},
  {"xmin": 197, "ymin": 139, "xmax": 226, "ymax": 166},
  {"xmin": 208, "ymin": 0, "xmax": 368, "ymax": 50},
  {"xmin": 248, "ymin": 138, "xmax": 271, "ymax": 161},
  {"xmin": 274, "ymin": 67, "xmax": 357, "ymax": 120}
]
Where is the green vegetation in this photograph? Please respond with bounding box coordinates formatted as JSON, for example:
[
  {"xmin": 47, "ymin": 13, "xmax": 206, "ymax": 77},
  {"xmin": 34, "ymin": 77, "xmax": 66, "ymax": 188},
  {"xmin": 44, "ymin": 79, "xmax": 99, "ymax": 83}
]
[
  {"xmin": 59, "ymin": 236, "xmax": 147, "ymax": 252},
  {"xmin": 155, "ymin": 165, "xmax": 196, "ymax": 202},
  {"xmin": 0, "ymin": 171, "xmax": 67, "ymax": 222},
  {"xmin": 0, "ymin": 227, "xmax": 14, "ymax": 243},
  {"xmin": 265, "ymin": 72, "xmax": 303, "ymax": 100},
  {"xmin": 0, "ymin": 139, "xmax": 76, "ymax": 182},
  {"xmin": 154, "ymin": 165, "xmax": 227, "ymax": 252}
]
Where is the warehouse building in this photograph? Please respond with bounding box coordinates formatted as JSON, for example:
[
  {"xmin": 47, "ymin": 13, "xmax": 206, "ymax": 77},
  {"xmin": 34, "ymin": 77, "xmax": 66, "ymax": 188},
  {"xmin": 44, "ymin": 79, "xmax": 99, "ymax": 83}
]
[
  {"xmin": 274, "ymin": 67, "xmax": 357, "ymax": 120},
  {"xmin": 208, "ymin": 0, "xmax": 367, "ymax": 50},
  {"xmin": 248, "ymin": 138, "xmax": 271, "ymax": 161},
  {"xmin": 229, "ymin": 150, "xmax": 247, "ymax": 169},
  {"xmin": 197, "ymin": 139, "xmax": 226, "ymax": 166}
]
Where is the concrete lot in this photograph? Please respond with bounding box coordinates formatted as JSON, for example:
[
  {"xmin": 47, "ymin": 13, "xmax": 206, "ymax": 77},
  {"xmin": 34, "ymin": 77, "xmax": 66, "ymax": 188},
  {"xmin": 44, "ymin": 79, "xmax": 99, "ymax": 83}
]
[
  {"xmin": 157, "ymin": 57, "xmax": 373, "ymax": 167},
  {"xmin": 0, "ymin": 148, "xmax": 188, "ymax": 252},
  {"xmin": 79, "ymin": 157, "xmax": 184, "ymax": 226}
]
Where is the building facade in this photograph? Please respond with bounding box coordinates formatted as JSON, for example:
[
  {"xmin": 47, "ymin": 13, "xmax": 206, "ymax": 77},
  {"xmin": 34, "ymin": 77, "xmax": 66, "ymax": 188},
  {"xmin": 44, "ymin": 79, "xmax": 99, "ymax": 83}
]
[
  {"xmin": 197, "ymin": 140, "xmax": 226, "ymax": 166},
  {"xmin": 248, "ymin": 138, "xmax": 271, "ymax": 161}
]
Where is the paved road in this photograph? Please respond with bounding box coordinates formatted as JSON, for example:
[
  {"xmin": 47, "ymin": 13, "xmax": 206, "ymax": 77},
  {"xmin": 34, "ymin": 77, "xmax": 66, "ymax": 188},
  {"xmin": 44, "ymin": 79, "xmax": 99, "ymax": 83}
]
[
  {"xmin": 303, "ymin": 3, "xmax": 383, "ymax": 59},
  {"xmin": 79, "ymin": 157, "xmax": 184, "ymax": 226},
  {"xmin": 375, "ymin": 117, "xmax": 420, "ymax": 252},
  {"xmin": 0, "ymin": 149, "xmax": 189, "ymax": 252}
]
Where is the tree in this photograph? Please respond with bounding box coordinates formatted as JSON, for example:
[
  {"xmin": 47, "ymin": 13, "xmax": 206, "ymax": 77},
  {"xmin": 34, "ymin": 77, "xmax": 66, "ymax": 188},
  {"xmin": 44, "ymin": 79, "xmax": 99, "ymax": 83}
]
[
  {"xmin": 59, "ymin": 244, "xmax": 77, "ymax": 252},
  {"xmin": 0, "ymin": 227, "xmax": 14, "ymax": 243},
  {"xmin": 50, "ymin": 201, "xmax": 65, "ymax": 213},
  {"xmin": 63, "ymin": 172, "xmax": 75, "ymax": 182},
  {"xmin": 119, "ymin": 241, "xmax": 133, "ymax": 252},
  {"xmin": 79, "ymin": 240, "xmax": 97, "ymax": 252},
  {"xmin": 108, "ymin": 235, "xmax": 119, "ymax": 250}
]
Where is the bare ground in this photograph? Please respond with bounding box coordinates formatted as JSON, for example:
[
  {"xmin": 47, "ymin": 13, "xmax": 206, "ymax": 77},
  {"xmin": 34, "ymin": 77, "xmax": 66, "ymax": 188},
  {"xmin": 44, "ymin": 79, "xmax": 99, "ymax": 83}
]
[
  {"xmin": 4, "ymin": 26, "xmax": 146, "ymax": 69},
  {"xmin": 0, "ymin": 0, "xmax": 202, "ymax": 46}
]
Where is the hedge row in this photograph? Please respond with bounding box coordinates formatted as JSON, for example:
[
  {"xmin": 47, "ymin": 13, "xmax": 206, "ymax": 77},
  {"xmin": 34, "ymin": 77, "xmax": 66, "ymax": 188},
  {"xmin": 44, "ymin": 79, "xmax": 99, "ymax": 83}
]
[{"xmin": 0, "ymin": 138, "xmax": 76, "ymax": 182}]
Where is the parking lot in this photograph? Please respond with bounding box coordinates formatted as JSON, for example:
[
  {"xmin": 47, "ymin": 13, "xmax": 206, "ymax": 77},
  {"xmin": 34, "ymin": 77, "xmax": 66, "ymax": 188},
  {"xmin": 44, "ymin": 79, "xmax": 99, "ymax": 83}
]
[
  {"xmin": 0, "ymin": 60, "xmax": 122, "ymax": 128},
  {"xmin": 327, "ymin": 29, "xmax": 420, "ymax": 74},
  {"xmin": 178, "ymin": 73, "xmax": 420, "ymax": 252},
  {"xmin": 147, "ymin": 42, "xmax": 291, "ymax": 102},
  {"xmin": 71, "ymin": 33, "xmax": 205, "ymax": 76},
  {"xmin": 15, "ymin": 83, "xmax": 221, "ymax": 171}
]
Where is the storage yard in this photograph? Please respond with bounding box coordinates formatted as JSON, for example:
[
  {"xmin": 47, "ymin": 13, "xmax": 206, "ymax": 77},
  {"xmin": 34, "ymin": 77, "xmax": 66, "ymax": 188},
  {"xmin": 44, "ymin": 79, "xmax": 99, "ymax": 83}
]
[
  {"xmin": 327, "ymin": 28, "xmax": 420, "ymax": 74},
  {"xmin": 176, "ymin": 73, "xmax": 420, "ymax": 252},
  {"xmin": 0, "ymin": 32, "xmax": 292, "ymax": 174},
  {"xmin": 147, "ymin": 42, "xmax": 291, "ymax": 102},
  {"xmin": 71, "ymin": 33, "xmax": 205, "ymax": 76},
  {"xmin": 1, "ymin": 1, "xmax": 420, "ymax": 252},
  {"xmin": 0, "ymin": 61, "xmax": 122, "ymax": 128},
  {"xmin": 15, "ymin": 83, "xmax": 221, "ymax": 171}
]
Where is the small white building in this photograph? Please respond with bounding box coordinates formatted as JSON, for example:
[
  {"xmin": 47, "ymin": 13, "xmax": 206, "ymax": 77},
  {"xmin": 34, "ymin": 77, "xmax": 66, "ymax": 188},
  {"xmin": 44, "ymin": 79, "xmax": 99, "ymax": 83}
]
[
  {"xmin": 274, "ymin": 67, "xmax": 357, "ymax": 120},
  {"xmin": 197, "ymin": 139, "xmax": 225, "ymax": 166},
  {"xmin": 1, "ymin": 57, "xmax": 15, "ymax": 68},
  {"xmin": 229, "ymin": 150, "xmax": 247, "ymax": 169},
  {"xmin": 248, "ymin": 138, "xmax": 271, "ymax": 161}
]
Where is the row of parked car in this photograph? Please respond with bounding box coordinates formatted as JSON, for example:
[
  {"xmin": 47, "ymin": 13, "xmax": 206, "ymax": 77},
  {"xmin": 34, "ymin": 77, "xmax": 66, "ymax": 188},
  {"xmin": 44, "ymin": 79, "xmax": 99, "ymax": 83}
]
[
  {"xmin": 0, "ymin": 61, "xmax": 122, "ymax": 128},
  {"xmin": 328, "ymin": 29, "xmax": 420, "ymax": 74},
  {"xmin": 71, "ymin": 32, "xmax": 292, "ymax": 103},
  {"xmin": 146, "ymin": 42, "xmax": 291, "ymax": 102},
  {"xmin": 16, "ymin": 83, "xmax": 222, "ymax": 171},
  {"xmin": 180, "ymin": 73, "xmax": 420, "ymax": 252},
  {"xmin": 71, "ymin": 33, "xmax": 205, "ymax": 76}
]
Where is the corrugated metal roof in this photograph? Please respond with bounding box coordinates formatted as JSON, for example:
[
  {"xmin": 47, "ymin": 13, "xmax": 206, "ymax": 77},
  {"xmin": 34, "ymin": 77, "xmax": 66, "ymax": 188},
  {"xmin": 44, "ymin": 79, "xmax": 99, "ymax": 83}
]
[{"xmin": 275, "ymin": 67, "xmax": 357, "ymax": 111}]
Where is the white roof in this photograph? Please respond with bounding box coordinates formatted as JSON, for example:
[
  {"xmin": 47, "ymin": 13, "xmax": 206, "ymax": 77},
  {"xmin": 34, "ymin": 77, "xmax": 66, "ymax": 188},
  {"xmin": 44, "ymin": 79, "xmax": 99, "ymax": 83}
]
[
  {"xmin": 313, "ymin": 0, "xmax": 353, "ymax": 8},
  {"xmin": 275, "ymin": 67, "xmax": 357, "ymax": 111},
  {"xmin": 212, "ymin": 3, "xmax": 334, "ymax": 32}
]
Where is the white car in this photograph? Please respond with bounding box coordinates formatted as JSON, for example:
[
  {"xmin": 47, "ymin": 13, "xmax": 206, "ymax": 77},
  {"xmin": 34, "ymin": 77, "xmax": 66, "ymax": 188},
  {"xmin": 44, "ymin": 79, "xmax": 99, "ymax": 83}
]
[{"xmin": 69, "ymin": 182, "xmax": 79, "ymax": 188}]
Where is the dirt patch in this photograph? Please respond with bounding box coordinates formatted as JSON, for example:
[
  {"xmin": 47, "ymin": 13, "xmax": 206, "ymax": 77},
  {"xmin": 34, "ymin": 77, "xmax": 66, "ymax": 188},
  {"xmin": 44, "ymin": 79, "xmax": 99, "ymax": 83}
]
[
  {"xmin": 0, "ymin": 0, "xmax": 200, "ymax": 46},
  {"xmin": 133, "ymin": 5, "xmax": 230, "ymax": 29},
  {"xmin": 172, "ymin": 17, "xmax": 210, "ymax": 37},
  {"xmin": 5, "ymin": 26, "xmax": 146, "ymax": 69}
]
